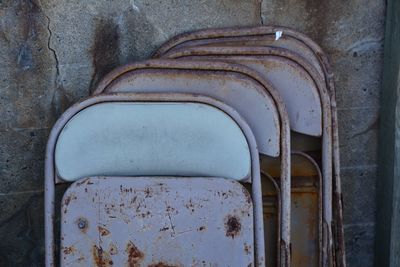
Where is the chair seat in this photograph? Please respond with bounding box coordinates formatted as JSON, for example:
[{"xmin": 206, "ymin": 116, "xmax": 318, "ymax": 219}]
[{"xmin": 60, "ymin": 176, "xmax": 254, "ymax": 267}]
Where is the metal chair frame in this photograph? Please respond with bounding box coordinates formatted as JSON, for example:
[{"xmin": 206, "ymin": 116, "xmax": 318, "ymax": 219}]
[
  {"xmin": 45, "ymin": 93, "xmax": 266, "ymax": 266},
  {"xmin": 92, "ymin": 60, "xmax": 292, "ymax": 266},
  {"xmin": 153, "ymin": 26, "xmax": 344, "ymax": 267}
]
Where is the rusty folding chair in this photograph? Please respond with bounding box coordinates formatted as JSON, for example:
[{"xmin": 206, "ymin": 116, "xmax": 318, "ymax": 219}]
[
  {"xmin": 45, "ymin": 93, "xmax": 265, "ymax": 266},
  {"xmin": 153, "ymin": 26, "xmax": 344, "ymax": 267},
  {"xmin": 160, "ymin": 46, "xmax": 330, "ymax": 267},
  {"xmin": 92, "ymin": 60, "xmax": 292, "ymax": 266}
]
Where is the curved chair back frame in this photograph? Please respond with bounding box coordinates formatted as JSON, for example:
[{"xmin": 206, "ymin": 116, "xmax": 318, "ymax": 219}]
[
  {"xmin": 45, "ymin": 93, "xmax": 265, "ymax": 266},
  {"xmin": 162, "ymin": 46, "xmax": 332, "ymax": 267},
  {"xmin": 94, "ymin": 60, "xmax": 281, "ymax": 157},
  {"xmin": 153, "ymin": 26, "xmax": 344, "ymax": 267},
  {"xmin": 92, "ymin": 60, "xmax": 292, "ymax": 266}
]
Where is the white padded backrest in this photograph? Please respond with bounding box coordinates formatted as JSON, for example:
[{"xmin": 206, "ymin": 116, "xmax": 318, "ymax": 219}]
[{"xmin": 55, "ymin": 102, "xmax": 251, "ymax": 182}]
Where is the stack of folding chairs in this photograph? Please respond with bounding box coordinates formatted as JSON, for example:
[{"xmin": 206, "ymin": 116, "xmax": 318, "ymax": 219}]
[{"xmin": 45, "ymin": 26, "xmax": 345, "ymax": 267}]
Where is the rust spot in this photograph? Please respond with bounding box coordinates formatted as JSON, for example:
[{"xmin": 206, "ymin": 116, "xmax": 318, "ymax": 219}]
[
  {"xmin": 166, "ymin": 206, "xmax": 175, "ymax": 213},
  {"xmin": 93, "ymin": 245, "xmax": 113, "ymax": 266},
  {"xmin": 109, "ymin": 243, "xmax": 118, "ymax": 255},
  {"xmin": 126, "ymin": 241, "xmax": 144, "ymax": 267},
  {"xmin": 120, "ymin": 185, "xmax": 133, "ymax": 193},
  {"xmin": 144, "ymin": 187, "xmax": 152, "ymax": 197},
  {"xmin": 225, "ymin": 215, "xmax": 241, "ymax": 238},
  {"xmin": 244, "ymin": 243, "xmax": 251, "ymax": 255},
  {"xmin": 64, "ymin": 193, "xmax": 77, "ymax": 206},
  {"xmin": 141, "ymin": 211, "xmax": 151, "ymax": 218},
  {"xmin": 160, "ymin": 226, "xmax": 170, "ymax": 232},
  {"xmin": 98, "ymin": 226, "xmax": 110, "ymax": 236},
  {"xmin": 241, "ymin": 186, "xmax": 252, "ymax": 204},
  {"xmin": 76, "ymin": 177, "xmax": 90, "ymax": 186},
  {"xmin": 64, "ymin": 195, "xmax": 72, "ymax": 206},
  {"xmin": 63, "ymin": 246, "xmax": 75, "ymax": 255},
  {"xmin": 185, "ymin": 199, "xmax": 195, "ymax": 213},
  {"xmin": 148, "ymin": 263, "xmax": 180, "ymax": 267}
]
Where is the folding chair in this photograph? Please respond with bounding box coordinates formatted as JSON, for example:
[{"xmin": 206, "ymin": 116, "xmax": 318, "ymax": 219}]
[
  {"xmin": 161, "ymin": 46, "xmax": 331, "ymax": 267},
  {"xmin": 153, "ymin": 26, "xmax": 344, "ymax": 267},
  {"xmin": 92, "ymin": 60, "xmax": 292, "ymax": 266},
  {"xmin": 45, "ymin": 93, "xmax": 264, "ymax": 266}
]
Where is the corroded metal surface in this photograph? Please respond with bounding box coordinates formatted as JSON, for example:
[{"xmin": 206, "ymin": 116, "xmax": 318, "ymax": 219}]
[
  {"xmin": 162, "ymin": 46, "xmax": 331, "ymax": 267},
  {"xmin": 60, "ymin": 176, "xmax": 254, "ymax": 266},
  {"xmin": 91, "ymin": 60, "xmax": 292, "ymax": 266},
  {"xmin": 261, "ymin": 172, "xmax": 280, "ymax": 267},
  {"xmin": 152, "ymin": 26, "xmax": 326, "ymax": 79},
  {"xmin": 261, "ymin": 151, "xmax": 322, "ymax": 267},
  {"xmin": 45, "ymin": 93, "xmax": 267, "ymax": 266},
  {"xmin": 153, "ymin": 25, "xmax": 344, "ymax": 267}
]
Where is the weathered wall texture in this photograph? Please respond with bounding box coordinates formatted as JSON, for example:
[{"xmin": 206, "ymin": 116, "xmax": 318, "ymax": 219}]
[
  {"xmin": 0, "ymin": 0, "xmax": 385, "ymax": 266},
  {"xmin": 262, "ymin": 1, "xmax": 385, "ymax": 266}
]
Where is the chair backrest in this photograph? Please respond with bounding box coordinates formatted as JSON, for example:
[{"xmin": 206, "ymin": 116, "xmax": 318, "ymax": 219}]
[
  {"xmin": 163, "ymin": 46, "xmax": 327, "ymax": 137},
  {"xmin": 92, "ymin": 61, "xmax": 292, "ymax": 266},
  {"xmin": 55, "ymin": 101, "xmax": 251, "ymax": 182},
  {"xmin": 92, "ymin": 60, "xmax": 283, "ymax": 158},
  {"xmin": 152, "ymin": 26, "xmax": 328, "ymax": 81},
  {"xmin": 162, "ymin": 46, "xmax": 333, "ymax": 267},
  {"xmin": 151, "ymin": 25, "xmax": 346, "ymax": 267}
]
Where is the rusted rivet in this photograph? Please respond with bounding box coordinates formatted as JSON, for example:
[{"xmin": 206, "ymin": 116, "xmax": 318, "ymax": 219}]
[{"xmin": 77, "ymin": 218, "xmax": 87, "ymax": 229}]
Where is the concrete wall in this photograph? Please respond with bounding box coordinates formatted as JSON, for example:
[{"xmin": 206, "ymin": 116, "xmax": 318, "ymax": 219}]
[
  {"xmin": 262, "ymin": 2, "xmax": 385, "ymax": 266},
  {"xmin": 0, "ymin": 0, "xmax": 385, "ymax": 266}
]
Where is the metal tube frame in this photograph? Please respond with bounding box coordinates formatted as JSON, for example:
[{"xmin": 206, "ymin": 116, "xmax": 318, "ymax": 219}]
[
  {"xmin": 161, "ymin": 46, "xmax": 332, "ymax": 267},
  {"xmin": 45, "ymin": 93, "xmax": 267, "ymax": 266},
  {"xmin": 92, "ymin": 60, "xmax": 292, "ymax": 266},
  {"xmin": 153, "ymin": 27, "xmax": 343, "ymax": 267}
]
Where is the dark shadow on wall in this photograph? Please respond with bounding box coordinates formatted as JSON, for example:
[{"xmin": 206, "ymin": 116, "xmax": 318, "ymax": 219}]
[{"xmin": 89, "ymin": 18, "xmax": 121, "ymax": 93}]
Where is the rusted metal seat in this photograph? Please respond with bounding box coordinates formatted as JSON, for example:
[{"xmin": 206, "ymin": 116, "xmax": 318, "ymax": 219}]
[
  {"xmin": 61, "ymin": 177, "xmax": 254, "ymax": 267},
  {"xmin": 160, "ymin": 46, "xmax": 330, "ymax": 267},
  {"xmin": 153, "ymin": 26, "xmax": 344, "ymax": 267},
  {"xmin": 45, "ymin": 93, "xmax": 265, "ymax": 266},
  {"xmin": 92, "ymin": 60, "xmax": 292, "ymax": 266}
]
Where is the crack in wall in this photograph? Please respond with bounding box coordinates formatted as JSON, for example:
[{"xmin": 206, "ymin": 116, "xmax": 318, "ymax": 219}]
[
  {"xmin": 44, "ymin": 13, "xmax": 60, "ymax": 79},
  {"xmin": 37, "ymin": 0, "xmax": 60, "ymax": 85},
  {"xmin": 351, "ymin": 117, "xmax": 379, "ymax": 139},
  {"xmin": 259, "ymin": 0, "xmax": 264, "ymax": 25}
]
